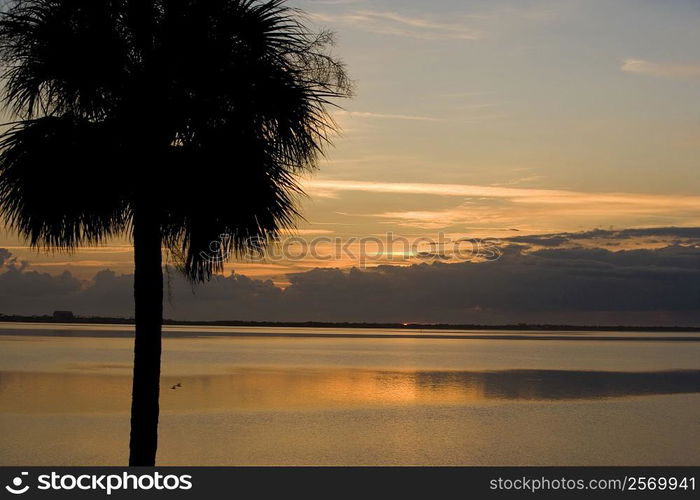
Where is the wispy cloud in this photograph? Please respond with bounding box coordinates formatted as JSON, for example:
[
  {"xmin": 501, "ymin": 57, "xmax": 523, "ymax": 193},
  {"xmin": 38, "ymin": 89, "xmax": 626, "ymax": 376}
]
[
  {"xmin": 304, "ymin": 0, "xmax": 365, "ymax": 5},
  {"xmin": 334, "ymin": 110, "xmax": 440, "ymax": 122},
  {"xmin": 318, "ymin": 154, "xmax": 416, "ymax": 165},
  {"xmin": 304, "ymin": 179, "xmax": 700, "ymax": 230},
  {"xmin": 455, "ymin": 103, "xmax": 496, "ymax": 110},
  {"xmin": 438, "ymin": 91, "xmax": 495, "ymax": 99},
  {"xmin": 281, "ymin": 228, "xmax": 336, "ymax": 236},
  {"xmin": 621, "ymin": 59, "xmax": 700, "ymax": 80},
  {"xmin": 304, "ymin": 179, "xmax": 700, "ymax": 206},
  {"xmin": 309, "ymin": 10, "xmax": 482, "ymax": 40}
]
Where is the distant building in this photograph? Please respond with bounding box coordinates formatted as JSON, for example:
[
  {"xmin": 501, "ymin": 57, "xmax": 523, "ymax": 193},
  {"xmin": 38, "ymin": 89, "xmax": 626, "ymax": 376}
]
[{"xmin": 52, "ymin": 310, "xmax": 75, "ymax": 322}]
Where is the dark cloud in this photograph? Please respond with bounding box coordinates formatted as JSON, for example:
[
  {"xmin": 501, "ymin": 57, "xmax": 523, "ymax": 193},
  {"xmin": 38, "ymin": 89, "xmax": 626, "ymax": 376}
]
[
  {"xmin": 1, "ymin": 229, "xmax": 700, "ymax": 326},
  {"xmin": 505, "ymin": 226, "xmax": 700, "ymax": 248},
  {"xmin": 0, "ymin": 248, "xmax": 10, "ymax": 267},
  {"xmin": 503, "ymin": 235, "xmax": 569, "ymax": 247},
  {"xmin": 0, "ymin": 265, "xmax": 83, "ymax": 315},
  {"xmin": 274, "ymin": 245, "xmax": 700, "ymax": 325}
]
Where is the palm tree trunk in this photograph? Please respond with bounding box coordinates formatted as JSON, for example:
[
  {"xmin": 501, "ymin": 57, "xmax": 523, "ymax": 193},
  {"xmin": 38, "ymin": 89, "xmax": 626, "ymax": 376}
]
[{"xmin": 129, "ymin": 206, "xmax": 163, "ymax": 466}]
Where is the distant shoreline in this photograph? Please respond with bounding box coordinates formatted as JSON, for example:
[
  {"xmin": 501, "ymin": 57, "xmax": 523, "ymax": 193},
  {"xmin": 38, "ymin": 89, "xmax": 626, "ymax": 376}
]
[{"xmin": 1, "ymin": 314, "xmax": 699, "ymax": 332}]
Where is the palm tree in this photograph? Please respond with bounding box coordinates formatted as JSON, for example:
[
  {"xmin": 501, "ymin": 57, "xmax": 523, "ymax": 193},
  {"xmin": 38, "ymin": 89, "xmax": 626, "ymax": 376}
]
[{"xmin": 0, "ymin": 0, "xmax": 350, "ymax": 465}]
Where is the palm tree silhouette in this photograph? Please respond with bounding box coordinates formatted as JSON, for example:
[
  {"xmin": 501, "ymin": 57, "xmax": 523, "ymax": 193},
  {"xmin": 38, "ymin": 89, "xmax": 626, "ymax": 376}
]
[{"xmin": 0, "ymin": 0, "xmax": 350, "ymax": 465}]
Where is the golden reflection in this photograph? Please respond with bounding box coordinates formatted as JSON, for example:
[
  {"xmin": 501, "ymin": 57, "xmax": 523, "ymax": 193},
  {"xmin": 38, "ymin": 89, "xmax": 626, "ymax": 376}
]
[{"xmin": 1, "ymin": 368, "xmax": 698, "ymax": 415}]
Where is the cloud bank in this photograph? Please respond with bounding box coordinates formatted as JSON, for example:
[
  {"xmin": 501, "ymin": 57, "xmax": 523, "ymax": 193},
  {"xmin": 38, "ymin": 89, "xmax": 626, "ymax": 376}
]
[{"xmin": 1, "ymin": 228, "xmax": 699, "ymax": 326}]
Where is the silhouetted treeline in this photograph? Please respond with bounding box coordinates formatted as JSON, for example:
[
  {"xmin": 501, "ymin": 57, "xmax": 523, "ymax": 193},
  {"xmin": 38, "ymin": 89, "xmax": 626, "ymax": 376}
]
[{"xmin": 0, "ymin": 313, "xmax": 698, "ymax": 332}]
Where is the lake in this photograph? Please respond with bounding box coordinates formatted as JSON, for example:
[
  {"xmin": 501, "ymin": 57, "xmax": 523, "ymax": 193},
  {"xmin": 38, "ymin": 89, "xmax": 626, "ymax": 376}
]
[{"xmin": 1, "ymin": 323, "xmax": 699, "ymax": 465}]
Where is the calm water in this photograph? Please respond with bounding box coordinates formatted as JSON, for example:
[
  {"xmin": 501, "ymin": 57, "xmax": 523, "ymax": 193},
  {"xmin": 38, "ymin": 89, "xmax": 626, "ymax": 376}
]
[{"xmin": 1, "ymin": 323, "xmax": 699, "ymax": 465}]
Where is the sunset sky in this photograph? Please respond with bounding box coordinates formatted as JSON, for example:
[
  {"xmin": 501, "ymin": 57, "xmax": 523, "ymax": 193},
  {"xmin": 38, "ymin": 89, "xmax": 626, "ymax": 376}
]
[
  {"xmin": 303, "ymin": 0, "xmax": 700, "ymax": 235},
  {"xmin": 1, "ymin": 0, "xmax": 699, "ymax": 324}
]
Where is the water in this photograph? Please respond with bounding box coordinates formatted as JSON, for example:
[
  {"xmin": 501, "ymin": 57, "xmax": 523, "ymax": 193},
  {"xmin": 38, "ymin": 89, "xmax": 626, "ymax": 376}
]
[{"xmin": 1, "ymin": 323, "xmax": 699, "ymax": 465}]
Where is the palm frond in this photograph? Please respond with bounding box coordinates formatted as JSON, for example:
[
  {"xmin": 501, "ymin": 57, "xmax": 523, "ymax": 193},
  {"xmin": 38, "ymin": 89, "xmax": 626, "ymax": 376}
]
[
  {"xmin": 0, "ymin": 0, "xmax": 128, "ymax": 119},
  {"xmin": 0, "ymin": 115, "xmax": 129, "ymax": 249},
  {"xmin": 158, "ymin": 0, "xmax": 351, "ymax": 281}
]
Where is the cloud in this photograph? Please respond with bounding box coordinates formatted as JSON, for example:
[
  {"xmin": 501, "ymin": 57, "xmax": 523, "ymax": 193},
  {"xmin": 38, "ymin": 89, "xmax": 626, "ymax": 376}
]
[
  {"xmin": 309, "ymin": 10, "xmax": 482, "ymax": 40},
  {"xmin": 2, "ymin": 230, "xmax": 700, "ymax": 326},
  {"xmin": 303, "ymin": 179, "xmax": 700, "ymax": 230},
  {"xmin": 0, "ymin": 265, "xmax": 84, "ymax": 315},
  {"xmin": 0, "ymin": 248, "xmax": 10, "ymax": 267},
  {"xmin": 281, "ymin": 228, "xmax": 335, "ymax": 236},
  {"xmin": 303, "ymin": 178, "xmax": 700, "ymax": 204},
  {"xmin": 253, "ymin": 243, "xmax": 700, "ymax": 326},
  {"xmin": 621, "ymin": 59, "xmax": 700, "ymax": 80},
  {"xmin": 304, "ymin": 1, "xmax": 365, "ymax": 5},
  {"xmin": 334, "ymin": 110, "xmax": 440, "ymax": 122},
  {"xmin": 506, "ymin": 227, "xmax": 700, "ymax": 246}
]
